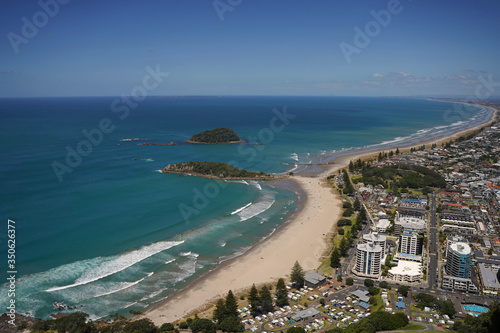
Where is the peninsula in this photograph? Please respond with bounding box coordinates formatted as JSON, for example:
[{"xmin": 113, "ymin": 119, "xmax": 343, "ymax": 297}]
[
  {"xmin": 186, "ymin": 127, "xmax": 245, "ymax": 144},
  {"xmin": 161, "ymin": 161, "xmax": 274, "ymax": 179}
]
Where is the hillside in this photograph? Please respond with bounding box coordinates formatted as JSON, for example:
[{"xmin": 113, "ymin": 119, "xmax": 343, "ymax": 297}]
[
  {"xmin": 187, "ymin": 127, "xmax": 243, "ymax": 144},
  {"xmin": 161, "ymin": 161, "xmax": 273, "ymax": 179}
]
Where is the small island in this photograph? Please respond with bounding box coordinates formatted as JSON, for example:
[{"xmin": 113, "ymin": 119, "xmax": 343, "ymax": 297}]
[
  {"xmin": 186, "ymin": 127, "xmax": 245, "ymax": 144},
  {"xmin": 161, "ymin": 161, "xmax": 275, "ymax": 180}
]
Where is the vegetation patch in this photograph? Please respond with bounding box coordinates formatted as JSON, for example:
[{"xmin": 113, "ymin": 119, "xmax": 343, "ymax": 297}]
[{"xmin": 188, "ymin": 127, "xmax": 242, "ymax": 144}]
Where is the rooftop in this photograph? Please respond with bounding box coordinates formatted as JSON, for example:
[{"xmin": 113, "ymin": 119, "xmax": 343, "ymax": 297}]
[
  {"xmin": 357, "ymin": 242, "xmax": 382, "ymax": 253},
  {"xmin": 388, "ymin": 260, "xmax": 422, "ymax": 276},
  {"xmin": 304, "ymin": 271, "xmax": 326, "ymax": 285},
  {"xmin": 450, "ymin": 242, "xmax": 472, "ymax": 255},
  {"xmin": 291, "ymin": 308, "xmax": 320, "ymax": 321},
  {"xmin": 363, "ymin": 232, "xmax": 387, "ymax": 242},
  {"xmin": 478, "ymin": 263, "xmax": 500, "ymax": 289}
]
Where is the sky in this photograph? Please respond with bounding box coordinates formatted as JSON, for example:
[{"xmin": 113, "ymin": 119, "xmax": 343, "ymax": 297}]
[{"xmin": 1, "ymin": 0, "xmax": 500, "ymax": 97}]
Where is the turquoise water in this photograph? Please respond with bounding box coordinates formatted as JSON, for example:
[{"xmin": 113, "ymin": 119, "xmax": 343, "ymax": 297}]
[
  {"xmin": 463, "ymin": 304, "xmax": 489, "ymax": 313},
  {"xmin": 0, "ymin": 96, "xmax": 493, "ymax": 320}
]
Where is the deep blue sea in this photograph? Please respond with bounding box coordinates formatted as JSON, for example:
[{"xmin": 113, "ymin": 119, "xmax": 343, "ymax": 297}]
[{"xmin": 0, "ymin": 96, "xmax": 492, "ymax": 320}]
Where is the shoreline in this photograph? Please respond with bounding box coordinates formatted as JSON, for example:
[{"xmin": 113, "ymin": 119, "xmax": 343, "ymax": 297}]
[
  {"xmin": 160, "ymin": 170, "xmax": 283, "ymax": 181},
  {"xmin": 140, "ymin": 101, "xmax": 498, "ymax": 325},
  {"xmin": 141, "ymin": 175, "xmax": 343, "ymax": 325}
]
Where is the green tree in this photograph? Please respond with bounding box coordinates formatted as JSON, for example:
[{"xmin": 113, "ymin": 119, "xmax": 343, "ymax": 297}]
[
  {"xmin": 122, "ymin": 319, "xmax": 157, "ymax": 333},
  {"xmin": 379, "ymin": 281, "xmax": 389, "ymax": 289},
  {"xmin": 53, "ymin": 312, "xmax": 98, "ymax": 333},
  {"xmin": 330, "ymin": 247, "xmax": 341, "ymax": 268},
  {"xmin": 440, "ymin": 299, "xmax": 456, "ymax": 317},
  {"xmin": 337, "ymin": 274, "xmax": 343, "ymax": 282},
  {"xmin": 248, "ymin": 284, "xmax": 260, "ymax": 315},
  {"xmin": 287, "ymin": 327, "xmax": 305, "ymax": 333},
  {"xmin": 349, "ymin": 160, "xmax": 354, "ymax": 172},
  {"xmin": 338, "ymin": 228, "xmax": 345, "ymax": 235},
  {"xmin": 368, "ymin": 286, "xmax": 380, "ymax": 296},
  {"xmin": 353, "ymin": 197, "xmax": 361, "ymax": 211},
  {"xmin": 290, "ymin": 261, "xmax": 305, "ymax": 287},
  {"xmin": 364, "ymin": 279, "xmax": 374, "ymax": 287},
  {"xmin": 225, "ymin": 290, "xmax": 239, "ymax": 318},
  {"xmin": 397, "ymin": 285, "xmax": 409, "ymax": 297},
  {"xmin": 276, "ymin": 278, "xmax": 289, "ymax": 307},
  {"xmin": 343, "ymin": 201, "xmax": 352, "ymax": 209},
  {"xmin": 160, "ymin": 323, "xmax": 175, "ymax": 332},
  {"xmin": 339, "ymin": 237, "xmax": 349, "ymax": 256},
  {"xmin": 219, "ymin": 317, "xmax": 245, "ymax": 332},
  {"xmin": 213, "ymin": 298, "xmax": 226, "ymax": 323},
  {"xmin": 260, "ymin": 285, "xmax": 274, "ymax": 313},
  {"xmin": 190, "ymin": 319, "xmax": 216, "ymax": 333},
  {"xmin": 358, "ymin": 206, "xmax": 367, "ymax": 222},
  {"xmin": 178, "ymin": 322, "xmax": 188, "ymax": 329},
  {"xmin": 346, "ymin": 277, "xmax": 354, "ymax": 286}
]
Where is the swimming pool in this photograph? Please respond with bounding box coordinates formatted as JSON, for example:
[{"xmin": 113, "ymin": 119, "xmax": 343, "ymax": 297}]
[{"xmin": 463, "ymin": 304, "xmax": 489, "ymax": 313}]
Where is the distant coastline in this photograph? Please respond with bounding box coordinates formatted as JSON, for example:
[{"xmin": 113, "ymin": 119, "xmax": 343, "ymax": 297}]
[{"xmin": 142, "ymin": 100, "xmax": 499, "ymax": 325}]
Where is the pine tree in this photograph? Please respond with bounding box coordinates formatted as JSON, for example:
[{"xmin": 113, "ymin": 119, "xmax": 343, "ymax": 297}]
[
  {"xmin": 248, "ymin": 284, "xmax": 260, "ymax": 315},
  {"xmin": 213, "ymin": 298, "xmax": 226, "ymax": 323},
  {"xmin": 290, "ymin": 261, "xmax": 305, "ymax": 287},
  {"xmin": 340, "ymin": 237, "xmax": 349, "ymax": 256},
  {"xmin": 275, "ymin": 278, "xmax": 289, "ymax": 307},
  {"xmin": 225, "ymin": 290, "xmax": 238, "ymax": 318},
  {"xmin": 330, "ymin": 247, "xmax": 341, "ymax": 268},
  {"xmin": 359, "ymin": 206, "xmax": 367, "ymax": 222},
  {"xmin": 259, "ymin": 286, "xmax": 274, "ymax": 313},
  {"xmin": 353, "ymin": 197, "xmax": 361, "ymax": 211},
  {"xmin": 348, "ymin": 160, "xmax": 354, "ymax": 172},
  {"xmin": 396, "ymin": 147, "xmax": 400, "ymax": 155}
]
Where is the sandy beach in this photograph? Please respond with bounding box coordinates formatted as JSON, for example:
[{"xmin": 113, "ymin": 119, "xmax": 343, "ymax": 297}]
[
  {"xmin": 143, "ymin": 175, "xmax": 343, "ymax": 325},
  {"xmin": 142, "ymin": 102, "xmax": 498, "ymax": 326}
]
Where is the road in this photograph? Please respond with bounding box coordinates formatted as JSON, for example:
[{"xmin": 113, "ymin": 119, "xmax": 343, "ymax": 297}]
[{"xmin": 428, "ymin": 193, "xmax": 438, "ymax": 290}]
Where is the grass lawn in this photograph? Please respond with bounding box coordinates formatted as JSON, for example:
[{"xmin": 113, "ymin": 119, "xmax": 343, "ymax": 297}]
[
  {"xmin": 372, "ymin": 294, "xmax": 385, "ymax": 312},
  {"xmin": 410, "ymin": 304, "xmax": 420, "ymax": 312},
  {"xmin": 401, "ymin": 323, "xmax": 426, "ymax": 330}
]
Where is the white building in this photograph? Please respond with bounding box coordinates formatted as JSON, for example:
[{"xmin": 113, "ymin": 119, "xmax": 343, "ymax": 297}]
[
  {"xmin": 387, "ymin": 260, "xmax": 422, "ymax": 283},
  {"xmin": 363, "ymin": 232, "xmax": 387, "ymax": 257},
  {"xmin": 373, "ymin": 218, "xmax": 391, "ymax": 233},
  {"xmin": 398, "ymin": 229, "xmax": 423, "ymax": 256},
  {"xmin": 353, "ymin": 242, "xmax": 382, "ymax": 278}
]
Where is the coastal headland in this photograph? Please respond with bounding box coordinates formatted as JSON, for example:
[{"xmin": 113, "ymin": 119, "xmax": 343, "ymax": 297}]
[
  {"xmin": 160, "ymin": 161, "xmax": 281, "ymax": 180},
  {"xmin": 141, "ymin": 101, "xmax": 498, "ymax": 325}
]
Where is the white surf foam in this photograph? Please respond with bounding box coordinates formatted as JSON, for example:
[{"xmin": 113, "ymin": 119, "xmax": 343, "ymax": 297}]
[
  {"xmin": 45, "ymin": 240, "xmax": 184, "ymax": 292},
  {"xmin": 249, "ymin": 181, "xmax": 262, "ymax": 190},
  {"xmin": 165, "ymin": 259, "xmax": 176, "ymax": 265},
  {"xmin": 238, "ymin": 199, "xmax": 275, "ymax": 222},
  {"xmin": 290, "ymin": 153, "xmax": 299, "ymax": 161},
  {"xmin": 231, "ymin": 202, "xmax": 252, "ymax": 215}
]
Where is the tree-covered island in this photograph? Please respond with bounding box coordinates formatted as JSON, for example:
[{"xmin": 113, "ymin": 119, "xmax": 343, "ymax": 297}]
[
  {"xmin": 186, "ymin": 127, "xmax": 245, "ymax": 144},
  {"xmin": 161, "ymin": 161, "xmax": 276, "ymax": 180}
]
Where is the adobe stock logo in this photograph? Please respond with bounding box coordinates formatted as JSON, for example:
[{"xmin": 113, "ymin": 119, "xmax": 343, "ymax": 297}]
[{"xmin": 7, "ymin": 0, "xmax": 70, "ymax": 54}]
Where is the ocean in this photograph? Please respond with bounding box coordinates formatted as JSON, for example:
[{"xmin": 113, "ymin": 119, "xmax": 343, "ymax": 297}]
[{"xmin": 0, "ymin": 96, "xmax": 492, "ymax": 320}]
